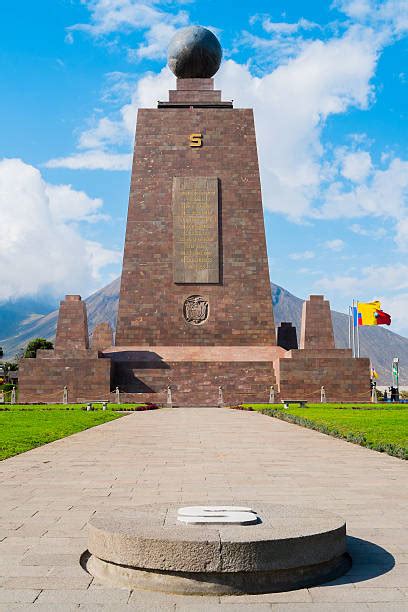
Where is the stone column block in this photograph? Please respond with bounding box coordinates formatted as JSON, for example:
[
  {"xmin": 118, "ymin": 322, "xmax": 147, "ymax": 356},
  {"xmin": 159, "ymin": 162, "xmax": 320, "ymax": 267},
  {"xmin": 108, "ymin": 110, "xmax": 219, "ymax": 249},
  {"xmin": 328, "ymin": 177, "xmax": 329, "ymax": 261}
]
[{"xmin": 300, "ymin": 295, "xmax": 335, "ymax": 350}]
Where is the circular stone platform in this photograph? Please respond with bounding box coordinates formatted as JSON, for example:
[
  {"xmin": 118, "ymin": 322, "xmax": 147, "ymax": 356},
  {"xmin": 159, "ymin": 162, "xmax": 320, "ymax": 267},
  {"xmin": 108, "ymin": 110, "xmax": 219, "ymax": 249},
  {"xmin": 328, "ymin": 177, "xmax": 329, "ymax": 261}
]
[{"xmin": 83, "ymin": 503, "xmax": 351, "ymax": 595}]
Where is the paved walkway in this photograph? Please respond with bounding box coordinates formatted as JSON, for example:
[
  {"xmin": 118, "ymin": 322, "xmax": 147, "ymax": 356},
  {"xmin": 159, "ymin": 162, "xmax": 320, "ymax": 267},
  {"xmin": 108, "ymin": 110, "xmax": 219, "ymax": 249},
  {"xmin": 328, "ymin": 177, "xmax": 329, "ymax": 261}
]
[{"xmin": 0, "ymin": 407, "xmax": 407, "ymax": 611}]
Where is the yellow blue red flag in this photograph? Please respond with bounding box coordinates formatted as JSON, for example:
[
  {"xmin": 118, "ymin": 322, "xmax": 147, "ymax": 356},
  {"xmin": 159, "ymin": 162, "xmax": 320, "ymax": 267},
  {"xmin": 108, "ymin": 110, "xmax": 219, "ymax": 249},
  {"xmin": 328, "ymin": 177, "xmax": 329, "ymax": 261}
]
[
  {"xmin": 358, "ymin": 301, "xmax": 381, "ymax": 326},
  {"xmin": 352, "ymin": 301, "xmax": 391, "ymax": 326}
]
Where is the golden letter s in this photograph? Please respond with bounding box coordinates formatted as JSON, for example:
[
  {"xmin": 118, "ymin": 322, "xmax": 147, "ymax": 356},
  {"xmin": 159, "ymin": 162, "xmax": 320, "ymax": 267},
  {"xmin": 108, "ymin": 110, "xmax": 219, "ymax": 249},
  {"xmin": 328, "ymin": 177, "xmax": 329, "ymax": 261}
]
[{"xmin": 189, "ymin": 133, "xmax": 203, "ymax": 147}]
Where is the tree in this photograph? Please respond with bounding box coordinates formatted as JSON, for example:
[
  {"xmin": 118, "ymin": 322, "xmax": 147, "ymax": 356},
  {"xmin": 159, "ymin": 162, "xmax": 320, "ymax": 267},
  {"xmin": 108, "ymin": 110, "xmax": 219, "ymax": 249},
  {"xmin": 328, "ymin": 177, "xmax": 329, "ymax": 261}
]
[
  {"xmin": 24, "ymin": 338, "xmax": 54, "ymax": 358},
  {"xmin": 2, "ymin": 361, "xmax": 18, "ymax": 373}
]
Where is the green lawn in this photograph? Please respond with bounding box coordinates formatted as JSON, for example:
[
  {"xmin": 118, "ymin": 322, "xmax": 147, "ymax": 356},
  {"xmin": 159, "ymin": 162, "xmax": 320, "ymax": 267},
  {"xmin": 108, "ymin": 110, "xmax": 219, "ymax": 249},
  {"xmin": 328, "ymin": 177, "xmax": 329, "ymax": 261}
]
[
  {"xmin": 239, "ymin": 403, "xmax": 408, "ymax": 460},
  {"xmin": 0, "ymin": 404, "xmax": 138, "ymax": 460}
]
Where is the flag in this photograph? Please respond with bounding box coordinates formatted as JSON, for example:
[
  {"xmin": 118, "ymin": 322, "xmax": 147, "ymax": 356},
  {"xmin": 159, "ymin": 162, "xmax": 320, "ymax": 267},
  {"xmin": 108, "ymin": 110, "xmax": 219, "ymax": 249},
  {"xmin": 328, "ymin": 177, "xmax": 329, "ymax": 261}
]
[
  {"xmin": 371, "ymin": 367, "xmax": 378, "ymax": 379},
  {"xmin": 352, "ymin": 301, "xmax": 392, "ymax": 327},
  {"xmin": 352, "ymin": 306, "xmax": 361, "ymax": 327},
  {"xmin": 375, "ymin": 309, "xmax": 391, "ymax": 326},
  {"xmin": 358, "ymin": 301, "xmax": 381, "ymax": 326}
]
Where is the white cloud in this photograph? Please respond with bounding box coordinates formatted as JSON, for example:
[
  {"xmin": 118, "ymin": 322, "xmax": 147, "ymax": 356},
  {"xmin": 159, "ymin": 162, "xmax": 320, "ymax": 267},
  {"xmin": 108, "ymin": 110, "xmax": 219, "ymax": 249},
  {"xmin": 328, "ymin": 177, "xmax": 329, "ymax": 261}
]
[
  {"xmin": 316, "ymin": 263, "xmax": 408, "ymax": 294},
  {"xmin": 333, "ymin": 0, "xmax": 408, "ymax": 36},
  {"xmin": 69, "ymin": 0, "xmax": 186, "ymax": 36},
  {"xmin": 395, "ymin": 217, "xmax": 408, "ymax": 252},
  {"xmin": 334, "ymin": 0, "xmax": 373, "ymax": 19},
  {"xmin": 324, "ymin": 239, "xmax": 345, "ymax": 251},
  {"xmin": 289, "ymin": 250, "xmax": 315, "ymax": 260},
  {"xmin": 128, "ymin": 22, "xmax": 180, "ymax": 61},
  {"xmin": 350, "ymin": 223, "xmax": 387, "ymax": 238},
  {"xmin": 78, "ymin": 117, "xmax": 129, "ymax": 150},
  {"xmin": 341, "ymin": 150, "xmax": 372, "ymax": 182},
  {"xmin": 0, "ymin": 159, "xmax": 121, "ymax": 301},
  {"xmin": 238, "ymin": 31, "xmax": 307, "ymax": 65},
  {"xmin": 243, "ymin": 15, "xmax": 322, "ymax": 65},
  {"xmin": 261, "ymin": 17, "xmax": 320, "ymax": 35},
  {"xmin": 85, "ymin": 240, "xmax": 120, "ymax": 272},
  {"xmin": 123, "ymin": 65, "xmax": 174, "ymax": 110},
  {"xmin": 68, "ymin": 0, "xmax": 188, "ymax": 59},
  {"xmin": 319, "ymin": 158, "xmax": 408, "ymax": 221},
  {"xmin": 46, "ymin": 150, "xmax": 132, "ymax": 171},
  {"xmin": 101, "ymin": 71, "xmax": 140, "ymax": 105},
  {"xmin": 378, "ymin": 293, "xmax": 408, "ymax": 336},
  {"xmin": 45, "ymin": 184, "xmax": 107, "ymax": 223}
]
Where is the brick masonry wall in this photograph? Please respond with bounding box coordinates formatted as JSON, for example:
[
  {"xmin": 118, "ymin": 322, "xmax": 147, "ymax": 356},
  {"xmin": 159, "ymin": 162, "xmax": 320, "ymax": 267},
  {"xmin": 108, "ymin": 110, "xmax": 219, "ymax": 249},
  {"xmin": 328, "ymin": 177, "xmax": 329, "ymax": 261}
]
[
  {"xmin": 19, "ymin": 356, "xmax": 112, "ymax": 403},
  {"xmin": 115, "ymin": 81, "xmax": 276, "ymax": 347},
  {"xmin": 300, "ymin": 295, "xmax": 335, "ymax": 350},
  {"xmin": 112, "ymin": 360, "xmax": 276, "ymax": 406},
  {"xmin": 55, "ymin": 295, "xmax": 89, "ymax": 351},
  {"xmin": 19, "ymin": 354, "xmax": 275, "ymax": 406},
  {"xmin": 168, "ymin": 90, "xmax": 222, "ymax": 103},
  {"xmin": 176, "ymin": 78, "xmax": 214, "ymax": 90},
  {"xmin": 278, "ymin": 350, "xmax": 371, "ymax": 402},
  {"xmin": 91, "ymin": 322, "xmax": 114, "ymax": 352}
]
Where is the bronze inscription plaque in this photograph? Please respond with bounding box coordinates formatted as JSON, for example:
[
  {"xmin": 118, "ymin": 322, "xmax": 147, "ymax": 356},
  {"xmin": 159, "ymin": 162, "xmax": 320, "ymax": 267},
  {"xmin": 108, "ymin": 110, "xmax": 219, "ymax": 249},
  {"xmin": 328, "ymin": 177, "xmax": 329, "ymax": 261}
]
[{"xmin": 172, "ymin": 177, "xmax": 219, "ymax": 283}]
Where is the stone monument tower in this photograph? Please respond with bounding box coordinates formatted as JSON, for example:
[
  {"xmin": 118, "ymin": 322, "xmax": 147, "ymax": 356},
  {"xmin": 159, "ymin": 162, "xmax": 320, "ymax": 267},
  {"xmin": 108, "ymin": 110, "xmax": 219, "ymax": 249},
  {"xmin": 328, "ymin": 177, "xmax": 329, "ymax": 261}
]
[
  {"xmin": 116, "ymin": 27, "xmax": 275, "ymax": 346},
  {"xmin": 110, "ymin": 26, "xmax": 282, "ymax": 404}
]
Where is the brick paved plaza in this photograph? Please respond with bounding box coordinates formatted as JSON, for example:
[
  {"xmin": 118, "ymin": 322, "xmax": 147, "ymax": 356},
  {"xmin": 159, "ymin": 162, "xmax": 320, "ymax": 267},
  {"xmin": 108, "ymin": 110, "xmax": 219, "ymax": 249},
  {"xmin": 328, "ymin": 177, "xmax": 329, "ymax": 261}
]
[{"xmin": 0, "ymin": 407, "xmax": 407, "ymax": 610}]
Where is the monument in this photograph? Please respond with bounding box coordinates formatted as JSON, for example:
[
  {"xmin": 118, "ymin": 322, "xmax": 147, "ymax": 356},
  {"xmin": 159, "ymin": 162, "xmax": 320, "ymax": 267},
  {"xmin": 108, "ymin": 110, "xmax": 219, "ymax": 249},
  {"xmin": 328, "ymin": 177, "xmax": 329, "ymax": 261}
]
[{"xmin": 19, "ymin": 26, "xmax": 370, "ymax": 405}]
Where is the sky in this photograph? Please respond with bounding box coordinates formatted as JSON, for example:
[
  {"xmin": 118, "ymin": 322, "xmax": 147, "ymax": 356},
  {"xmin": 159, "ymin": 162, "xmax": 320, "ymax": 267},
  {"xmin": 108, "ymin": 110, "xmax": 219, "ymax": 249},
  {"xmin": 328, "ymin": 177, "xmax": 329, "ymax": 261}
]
[{"xmin": 0, "ymin": 0, "xmax": 407, "ymax": 335}]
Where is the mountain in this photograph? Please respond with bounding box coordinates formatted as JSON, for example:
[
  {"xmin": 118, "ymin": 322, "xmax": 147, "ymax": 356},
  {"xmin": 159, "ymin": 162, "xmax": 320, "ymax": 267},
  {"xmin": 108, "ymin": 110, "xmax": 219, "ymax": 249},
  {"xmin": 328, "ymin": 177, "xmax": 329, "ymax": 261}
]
[
  {"xmin": 1, "ymin": 279, "xmax": 407, "ymax": 384},
  {"xmin": 0, "ymin": 296, "xmax": 58, "ymax": 341}
]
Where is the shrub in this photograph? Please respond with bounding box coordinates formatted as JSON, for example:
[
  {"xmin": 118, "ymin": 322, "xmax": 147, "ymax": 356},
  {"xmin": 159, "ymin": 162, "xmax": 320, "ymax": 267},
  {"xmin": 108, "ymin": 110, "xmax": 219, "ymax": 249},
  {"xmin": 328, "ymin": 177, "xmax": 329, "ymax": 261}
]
[
  {"xmin": 24, "ymin": 338, "xmax": 54, "ymax": 358},
  {"xmin": 1, "ymin": 383, "xmax": 14, "ymax": 392},
  {"xmin": 122, "ymin": 403, "xmax": 160, "ymax": 411}
]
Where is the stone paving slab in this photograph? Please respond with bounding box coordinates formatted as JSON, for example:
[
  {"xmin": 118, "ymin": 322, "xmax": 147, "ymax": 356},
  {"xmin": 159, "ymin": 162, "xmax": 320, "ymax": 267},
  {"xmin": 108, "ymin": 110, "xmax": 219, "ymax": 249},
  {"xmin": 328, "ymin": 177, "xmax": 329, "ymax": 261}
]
[{"xmin": 0, "ymin": 407, "xmax": 407, "ymax": 610}]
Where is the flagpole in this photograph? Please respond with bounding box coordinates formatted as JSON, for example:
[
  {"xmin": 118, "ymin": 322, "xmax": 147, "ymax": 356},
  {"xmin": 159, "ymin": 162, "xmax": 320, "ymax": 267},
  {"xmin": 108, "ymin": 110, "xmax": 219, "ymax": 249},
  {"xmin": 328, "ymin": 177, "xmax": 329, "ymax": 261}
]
[
  {"xmin": 351, "ymin": 299, "xmax": 355, "ymax": 358},
  {"xmin": 348, "ymin": 306, "xmax": 352, "ymax": 351},
  {"xmin": 356, "ymin": 300, "xmax": 360, "ymax": 358}
]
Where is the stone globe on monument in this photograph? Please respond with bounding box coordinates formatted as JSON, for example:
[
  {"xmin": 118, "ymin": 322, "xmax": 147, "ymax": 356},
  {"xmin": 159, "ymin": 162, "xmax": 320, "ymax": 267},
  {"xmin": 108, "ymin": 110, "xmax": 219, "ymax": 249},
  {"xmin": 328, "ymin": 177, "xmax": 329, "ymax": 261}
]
[{"xmin": 167, "ymin": 26, "xmax": 222, "ymax": 79}]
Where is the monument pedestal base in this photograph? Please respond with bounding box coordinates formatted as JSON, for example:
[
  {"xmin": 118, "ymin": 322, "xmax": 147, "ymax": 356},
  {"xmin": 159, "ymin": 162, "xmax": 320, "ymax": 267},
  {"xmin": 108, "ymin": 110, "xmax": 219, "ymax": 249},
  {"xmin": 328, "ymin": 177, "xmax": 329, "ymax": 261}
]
[
  {"xmin": 105, "ymin": 346, "xmax": 283, "ymax": 407},
  {"xmin": 19, "ymin": 344, "xmax": 370, "ymax": 405}
]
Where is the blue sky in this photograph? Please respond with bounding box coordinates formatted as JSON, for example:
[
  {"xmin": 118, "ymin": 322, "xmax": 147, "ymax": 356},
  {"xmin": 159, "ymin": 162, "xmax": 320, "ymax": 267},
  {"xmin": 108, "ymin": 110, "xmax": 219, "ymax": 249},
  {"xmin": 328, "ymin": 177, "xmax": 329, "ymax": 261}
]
[{"xmin": 0, "ymin": 0, "xmax": 407, "ymax": 334}]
